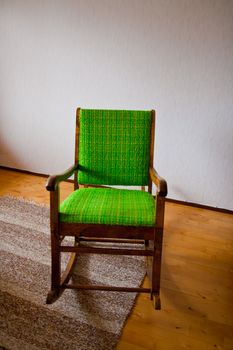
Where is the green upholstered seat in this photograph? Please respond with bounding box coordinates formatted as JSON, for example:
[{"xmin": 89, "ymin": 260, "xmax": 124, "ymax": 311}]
[
  {"xmin": 60, "ymin": 188, "xmax": 156, "ymax": 226},
  {"xmin": 78, "ymin": 109, "xmax": 152, "ymax": 186}
]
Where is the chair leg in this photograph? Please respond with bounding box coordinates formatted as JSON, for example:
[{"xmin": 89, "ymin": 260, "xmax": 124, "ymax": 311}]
[
  {"xmin": 152, "ymin": 292, "xmax": 161, "ymax": 310},
  {"xmin": 145, "ymin": 240, "xmax": 152, "ymax": 279},
  {"xmin": 46, "ymin": 229, "xmax": 61, "ymax": 304},
  {"xmin": 151, "ymin": 227, "xmax": 163, "ymax": 310},
  {"xmin": 146, "ymin": 254, "xmax": 161, "ymax": 309},
  {"xmin": 146, "ymin": 227, "xmax": 163, "ymax": 309},
  {"xmin": 47, "ymin": 235, "xmax": 79, "ymax": 304}
]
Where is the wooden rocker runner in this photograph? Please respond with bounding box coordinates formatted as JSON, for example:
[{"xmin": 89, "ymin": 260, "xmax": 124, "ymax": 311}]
[{"xmin": 46, "ymin": 108, "xmax": 167, "ymax": 309}]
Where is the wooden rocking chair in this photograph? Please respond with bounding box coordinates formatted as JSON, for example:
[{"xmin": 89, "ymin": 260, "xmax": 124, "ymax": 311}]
[{"xmin": 46, "ymin": 108, "xmax": 167, "ymax": 309}]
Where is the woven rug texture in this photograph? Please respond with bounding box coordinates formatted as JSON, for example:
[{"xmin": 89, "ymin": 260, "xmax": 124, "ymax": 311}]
[{"xmin": 0, "ymin": 196, "xmax": 146, "ymax": 350}]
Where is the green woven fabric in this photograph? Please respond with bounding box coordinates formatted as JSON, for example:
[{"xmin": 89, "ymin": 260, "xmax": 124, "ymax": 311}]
[
  {"xmin": 78, "ymin": 109, "xmax": 152, "ymax": 185},
  {"xmin": 60, "ymin": 188, "xmax": 156, "ymax": 226}
]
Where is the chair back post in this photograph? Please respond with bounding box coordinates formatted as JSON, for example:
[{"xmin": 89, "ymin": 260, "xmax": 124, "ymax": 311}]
[
  {"xmin": 148, "ymin": 110, "xmax": 156, "ymax": 193},
  {"xmin": 74, "ymin": 108, "xmax": 81, "ymax": 190}
]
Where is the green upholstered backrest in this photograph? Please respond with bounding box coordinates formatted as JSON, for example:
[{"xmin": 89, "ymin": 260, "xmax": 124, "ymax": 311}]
[{"xmin": 77, "ymin": 109, "xmax": 153, "ymax": 186}]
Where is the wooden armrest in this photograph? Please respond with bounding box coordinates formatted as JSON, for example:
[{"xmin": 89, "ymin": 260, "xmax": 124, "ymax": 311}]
[
  {"xmin": 149, "ymin": 167, "xmax": 168, "ymax": 197},
  {"xmin": 46, "ymin": 164, "xmax": 78, "ymax": 191}
]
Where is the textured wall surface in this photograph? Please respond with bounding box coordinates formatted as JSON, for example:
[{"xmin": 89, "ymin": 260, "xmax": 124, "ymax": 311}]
[{"xmin": 1, "ymin": 0, "xmax": 233, "ymax": 209}]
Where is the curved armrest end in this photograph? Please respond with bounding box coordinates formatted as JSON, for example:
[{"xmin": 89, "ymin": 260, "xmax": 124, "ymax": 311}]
[
  {"xmin": 149, "ymin": 167, "xmax": 168, "ymax": 197},
  {"xmin": 45, "ymin": 164, "xmax": 78, "ymax": 191},
  {"xmin": 158, "ymin": 178, "xmax": 168, "ymax": 197},
  {"xmin": 46, "ymin": 176, "xmax": 58, "ymax": 191}
]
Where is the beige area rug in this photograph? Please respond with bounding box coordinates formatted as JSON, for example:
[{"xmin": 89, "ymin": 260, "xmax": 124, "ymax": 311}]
[{"xmin": 0, "ymin": 196, "xmax": 146, "ymax": 350}]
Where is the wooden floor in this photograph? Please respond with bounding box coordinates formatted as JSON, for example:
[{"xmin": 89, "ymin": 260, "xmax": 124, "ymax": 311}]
[{"xmin": 0, "ymin": 168, "xmax": 233, "ymax": 350}]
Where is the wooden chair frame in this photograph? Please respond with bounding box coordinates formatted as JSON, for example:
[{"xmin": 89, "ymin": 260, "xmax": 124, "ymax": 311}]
[{"xmin": 46, "ymin": 108, "xmax": 167, "ymax": 309}]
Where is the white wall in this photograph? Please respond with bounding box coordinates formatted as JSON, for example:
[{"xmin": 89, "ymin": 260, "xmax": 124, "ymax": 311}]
[{"xmin": 1, "ymin": 0, "xmax": 233, "ymax": 210}]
